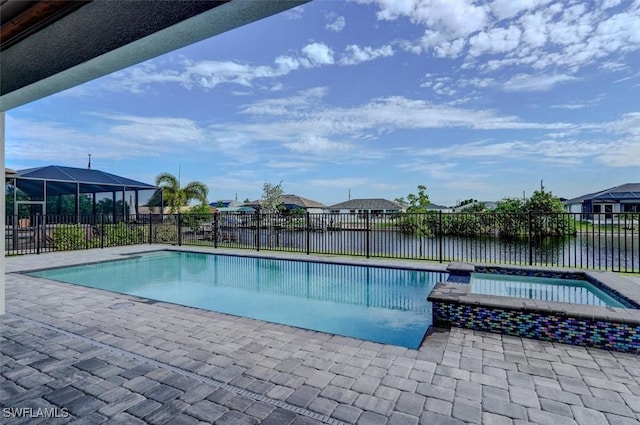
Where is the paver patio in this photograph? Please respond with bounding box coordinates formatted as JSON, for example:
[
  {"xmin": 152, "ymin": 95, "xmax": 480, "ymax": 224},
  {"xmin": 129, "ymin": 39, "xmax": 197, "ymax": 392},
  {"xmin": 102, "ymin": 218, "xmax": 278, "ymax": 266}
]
[{"xmin": 1, "ymin": 246, "xmax": 639, "ymax": 424}]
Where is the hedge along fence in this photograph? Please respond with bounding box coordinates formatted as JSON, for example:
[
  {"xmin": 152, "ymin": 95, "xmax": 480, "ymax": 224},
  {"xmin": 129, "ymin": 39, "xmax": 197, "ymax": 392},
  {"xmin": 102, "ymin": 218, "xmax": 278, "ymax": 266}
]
[
  {"xmin": 50, "ymin": 223, "xmax": 150, "ymax": 250},
  {"xmin": 394, "ymin": 211, "xmax": 577, "ymax": 238}
]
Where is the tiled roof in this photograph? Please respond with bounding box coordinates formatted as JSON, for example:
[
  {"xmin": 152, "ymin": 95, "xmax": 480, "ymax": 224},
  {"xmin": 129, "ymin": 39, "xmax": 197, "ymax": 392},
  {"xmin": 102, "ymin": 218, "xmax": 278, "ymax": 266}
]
[
  {"xmin": 280, "ymin": 194, "xmax": 326, "ymax": 208},
  {"xmin": 247, "ymin": 194, "xmax": 326, "ymax": 209},
  {"xmin": 328, "ymin": 198, "xmax": 405, "ymax": 210}
]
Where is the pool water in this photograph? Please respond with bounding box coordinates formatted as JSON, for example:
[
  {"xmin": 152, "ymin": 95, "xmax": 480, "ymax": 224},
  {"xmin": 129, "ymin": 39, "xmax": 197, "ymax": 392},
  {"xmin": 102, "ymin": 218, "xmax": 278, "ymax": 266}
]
[
  {"xmin": 470, "ymin": 273, "xmax": 626, "ymax": 307},
  {"xmin": 28, "ymin": 251, "xmax": 447, "ymax": 348}
]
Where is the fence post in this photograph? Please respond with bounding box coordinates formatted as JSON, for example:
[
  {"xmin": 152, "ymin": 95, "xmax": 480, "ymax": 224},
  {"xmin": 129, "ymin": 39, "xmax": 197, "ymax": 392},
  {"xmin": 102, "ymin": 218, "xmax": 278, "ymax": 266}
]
[
  {"xmin": 35, "ymin": 214, "xmax": 41, "ymax": 255},
  {"xmin": 177, "ymin": 213, "xmax": 182, "ymax": 246},
  {"xmin": 528, "ymin": 211, "xmax": 533, "ymax": 266},
  {"xmin": 366, "ymin": 211, "xmax": 370, "ymax": 258},
  {"xmin": 256, "ymin": 213, "xmax": 260, "ymax": 251},
  {"xmin": 214, "ymin": 212, "xmax": 219, "ymax": 249},
  {"xmin": 12, "ymin": 215, "xmax": 17, "ymax": 252},
  {"xmin": 101, "ymin": 214, "xmax": 105, "ymax": 248},
  {"xmin": 42, "ymin": 214, "xmax": 47, "ymax": 253},
  {"xmin": 306, "ymin": 212, "xmax": 311, "ymax": 255},
  {"xmin": 149, "ymin": 214, "xmax": 153, "ymax": 244},
  {"xmin": 438, "ymin": 211, "xmax": 443, "ymax": 263}
]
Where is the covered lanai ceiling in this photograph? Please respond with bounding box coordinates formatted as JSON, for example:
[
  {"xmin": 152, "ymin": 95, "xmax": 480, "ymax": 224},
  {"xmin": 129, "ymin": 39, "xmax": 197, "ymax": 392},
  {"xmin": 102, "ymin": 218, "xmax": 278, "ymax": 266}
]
[{"xmin": 0, "ymin": 0, "xmax": 308, "ymax": 110}]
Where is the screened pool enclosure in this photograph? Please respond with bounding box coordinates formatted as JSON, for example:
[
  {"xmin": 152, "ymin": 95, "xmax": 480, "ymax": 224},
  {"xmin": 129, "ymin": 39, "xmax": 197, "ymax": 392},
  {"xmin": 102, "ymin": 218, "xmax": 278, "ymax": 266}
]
[{"xmin": 5, "ymin": 165, "xmax": 158, "ymax": 225}]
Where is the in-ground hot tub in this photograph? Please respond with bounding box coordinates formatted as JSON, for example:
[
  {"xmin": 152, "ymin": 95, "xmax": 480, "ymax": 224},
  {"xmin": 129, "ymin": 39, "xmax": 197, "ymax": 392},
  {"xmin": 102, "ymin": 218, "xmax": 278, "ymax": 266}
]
[{"xmin": 428, "ymin": 263, "xmax": 640, "ymax": 353}]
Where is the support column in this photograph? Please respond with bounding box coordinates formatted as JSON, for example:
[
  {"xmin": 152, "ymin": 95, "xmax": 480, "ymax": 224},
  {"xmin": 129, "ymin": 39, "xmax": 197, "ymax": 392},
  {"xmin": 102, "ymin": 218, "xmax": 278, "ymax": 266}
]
[{"xmin": 1, "ymin": 111, "xmax": 6, "ymax": 314}]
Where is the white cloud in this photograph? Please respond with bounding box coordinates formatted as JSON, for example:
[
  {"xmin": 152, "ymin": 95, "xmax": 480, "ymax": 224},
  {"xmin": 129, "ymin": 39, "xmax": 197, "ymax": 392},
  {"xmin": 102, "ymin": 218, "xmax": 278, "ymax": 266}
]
[
  {"xmin": 468, "ymin": 26, "xmax": 522, "ymax": 56},
  {"xmin": 491, "ymin": 0, "xmax": 552, "ymax": 21},
  {"xmin": 326, "ymin": 15, "xmax": 346, "ymax": 32},
  {"xmin": 433, "ymin": 38, "xmax": 466, "ymax": 58},
  {"xmin": 421, "ymin": 75, "xmax": 456, "ymax": 95},
  {"xmin": 364, "ymin": 0, "xmax": 640, "ymax": 76},
  {"xmin": 340, "ymin": 44, "xmax": 394, "ymax": 65},
  {"xmin": 606, "ymin": 112, "xmax": 640, "ymax": 135},
  {"xmin": 240, "ymin": 86, "xmax": 328, "ymax": 116},
  {"xmin": 551, "ymin": 95, "xmax": 603, "ymax": 110},
  {"xmin": 102, "ymin": 1, "xmax": 640, "ymax": 98},
  {"xmin": 463, "ymin": 77, "xmax": 495, "ymax": 88},
  {"xmin": 5, "ymin": 114, "xmax": 204, "ymax": 163},
  {"xmin": 206, "ymin": 93, "xmax": 575, "ymax": 166},
  {"xmin": 377, "ymin": 0, "xmax": 488, "ymax": 38},
  {"xmin": 284, "ymin": 135, "xmax": 353, "ymax": 154},
  {"xmin": 105, "ymin": 42, "xmax": 337, "ymax": 93},
  {"xmin": 6, "ymin": 117, "xmax": 103, "ymax": 162},
  {"xmin": 103, "ymin": 115, "xmax": 204, "ymax": 143},
  {"xmin": 302, "ymin": 43, "xmax": 335, "ymax": 65},
  {"xmin": 519, "ymin": 12, "xmax": 548, "ymax": 48},
  {"xmin": 503, "ymin": 74, "xmax": 578, "ymax": 91},
  {"xmin": 415, "ymin": 134, "xmax": 640, "ymax": 168},
  {"xmin": 283, "ymin": 6, "xmax": 304, "ymax": 20},
  {"xmin": 602, "ymin": 0, "xmax": 623, "ymax": 9},
  {"xmin": 598, "ymin": 140, "xmax": 640, "ymax": 166}
]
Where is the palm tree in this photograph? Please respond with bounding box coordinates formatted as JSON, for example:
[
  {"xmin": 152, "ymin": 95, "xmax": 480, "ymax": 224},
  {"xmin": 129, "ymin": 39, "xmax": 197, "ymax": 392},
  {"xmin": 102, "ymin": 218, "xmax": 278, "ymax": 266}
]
[{"xmin": 155, "ymin": 172, "xmax": 209, "ymax": 213}]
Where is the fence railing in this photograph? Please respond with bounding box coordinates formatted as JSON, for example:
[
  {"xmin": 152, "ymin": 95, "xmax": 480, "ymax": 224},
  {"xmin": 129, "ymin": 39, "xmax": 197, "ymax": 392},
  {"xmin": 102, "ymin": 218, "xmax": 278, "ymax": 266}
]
[{"xmin": 5, "ymin": 211, "xmax": 640, "ymax": 273}]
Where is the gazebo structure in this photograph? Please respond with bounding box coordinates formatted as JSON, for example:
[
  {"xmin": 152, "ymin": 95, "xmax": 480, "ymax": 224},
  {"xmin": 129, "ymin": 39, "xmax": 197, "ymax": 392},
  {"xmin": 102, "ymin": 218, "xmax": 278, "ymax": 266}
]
[{"xmin": 6, "ymin": 165, "xmax": 158, "ymax": 224}]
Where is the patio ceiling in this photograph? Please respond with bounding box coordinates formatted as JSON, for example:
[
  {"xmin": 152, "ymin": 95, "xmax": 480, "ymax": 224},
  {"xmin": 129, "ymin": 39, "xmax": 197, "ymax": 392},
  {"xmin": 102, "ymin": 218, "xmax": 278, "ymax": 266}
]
[{"xmin": 0, "ymin": 0, "xmax": 308, "ymax": 111}]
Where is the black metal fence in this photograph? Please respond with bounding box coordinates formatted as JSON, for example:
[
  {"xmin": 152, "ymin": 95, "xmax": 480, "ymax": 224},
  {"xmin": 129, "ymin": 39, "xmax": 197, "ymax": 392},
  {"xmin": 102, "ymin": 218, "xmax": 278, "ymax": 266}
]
[
  {"xmin": 4, "ymin": 214, "xmax": 153, "ymax": 255},
  {"xmin": 5, "ymin": 211, "xmax": 640, "ymax": 273}
]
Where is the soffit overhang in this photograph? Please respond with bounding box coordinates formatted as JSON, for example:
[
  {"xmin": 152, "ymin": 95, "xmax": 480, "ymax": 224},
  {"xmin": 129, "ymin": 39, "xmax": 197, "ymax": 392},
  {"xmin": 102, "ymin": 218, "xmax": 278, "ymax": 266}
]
[{"xmin": 0, "ymin": 0, "xmax": 307, "ymax": 111}]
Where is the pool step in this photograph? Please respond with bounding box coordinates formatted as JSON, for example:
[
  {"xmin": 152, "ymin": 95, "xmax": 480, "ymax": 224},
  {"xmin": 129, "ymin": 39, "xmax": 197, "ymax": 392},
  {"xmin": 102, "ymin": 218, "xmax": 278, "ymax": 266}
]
[{"xmin": 446, "ymin": 262, "xmax": 474, "ymax": 284}]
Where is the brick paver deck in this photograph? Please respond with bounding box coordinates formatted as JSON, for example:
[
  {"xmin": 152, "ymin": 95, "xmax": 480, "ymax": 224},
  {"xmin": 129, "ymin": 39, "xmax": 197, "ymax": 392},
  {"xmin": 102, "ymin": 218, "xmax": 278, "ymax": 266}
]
[{"xmin": 1, "ymin": 246, "xmax": 639, "ymax": 424}]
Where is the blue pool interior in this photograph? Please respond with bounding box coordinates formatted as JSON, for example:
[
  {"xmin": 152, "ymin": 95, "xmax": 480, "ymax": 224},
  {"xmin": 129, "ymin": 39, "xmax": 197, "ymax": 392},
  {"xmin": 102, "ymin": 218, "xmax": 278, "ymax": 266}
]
[
  {"xmin": 469, "ymin": 272, "xmax": 628, "ymax": 308},
  {"xmin": 27, "ymin": 251, "xmax": 447, "ymax": 349}
]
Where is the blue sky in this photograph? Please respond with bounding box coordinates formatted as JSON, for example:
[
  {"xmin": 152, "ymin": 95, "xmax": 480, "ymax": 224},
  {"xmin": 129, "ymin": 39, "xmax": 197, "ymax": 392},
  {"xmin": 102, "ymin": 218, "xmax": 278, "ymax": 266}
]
[{"xmin": 6, "ymin": 0, "xmax": 640, "ymax": 207}]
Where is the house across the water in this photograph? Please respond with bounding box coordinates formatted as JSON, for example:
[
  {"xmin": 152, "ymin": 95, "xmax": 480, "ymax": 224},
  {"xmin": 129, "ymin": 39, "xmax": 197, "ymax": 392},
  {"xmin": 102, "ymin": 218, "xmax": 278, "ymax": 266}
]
[{"xmin": 564, "ymin": 183, "xmax": 640, "ymax": 218}]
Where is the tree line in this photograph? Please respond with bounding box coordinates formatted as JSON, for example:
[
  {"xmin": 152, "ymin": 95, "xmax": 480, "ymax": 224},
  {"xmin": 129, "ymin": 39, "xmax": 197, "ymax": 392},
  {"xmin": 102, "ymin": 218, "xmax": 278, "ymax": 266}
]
[{"xmin": 394, "ymin": 185, "xmax": 574, "ymax": 239}]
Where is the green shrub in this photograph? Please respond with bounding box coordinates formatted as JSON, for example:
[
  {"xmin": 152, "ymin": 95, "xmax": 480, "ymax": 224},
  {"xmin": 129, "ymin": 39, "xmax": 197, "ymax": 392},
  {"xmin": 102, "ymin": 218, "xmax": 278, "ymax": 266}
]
[
  {"xmin": 51, "ymin": 224, "xmax": 99, "ymax": 250},
  {"xmin": 101, "ymin": 222, "xmax": 149, "ymax": 247},
  {"xmin": 153, "ymin": 223, "xmax": 178, "ymax": 244}
]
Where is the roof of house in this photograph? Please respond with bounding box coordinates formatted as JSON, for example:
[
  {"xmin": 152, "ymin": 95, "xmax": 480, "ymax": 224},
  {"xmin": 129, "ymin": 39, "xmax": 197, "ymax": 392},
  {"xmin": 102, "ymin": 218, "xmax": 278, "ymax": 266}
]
[
  {"xmin": 328, "ymin": 198, "xmax": 405, "ymax": 210},
  {"xmin": 210, "ymin": 200, "xmax": 243, "ymax": 208},
  {"xmin": 246, "ymin": 194, "xmax": 326, "ymax": 209},
  {"xmin": 280, "ymin": 194, "xmax": 326, "ymax": 208},
  {"xmin": 452, "ymin": 201, "xmax": 497, "ymax": 211},
  {"xmin": 565, "ymin": 183, "xmax": 640, "ymax": 204},
  {"xmin": 427, "ymin": 203, "xmax": 449, "ymax": 210},
  {"xmin": 214, "ymin": 206, "xmax": 256, "ymax": 213}
]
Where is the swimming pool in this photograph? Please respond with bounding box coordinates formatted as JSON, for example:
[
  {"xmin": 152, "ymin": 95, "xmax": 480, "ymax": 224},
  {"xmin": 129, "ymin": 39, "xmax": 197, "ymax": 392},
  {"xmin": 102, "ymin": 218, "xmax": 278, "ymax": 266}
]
[{"xmin": 27, "ymin": 251, "xmax": 447, "ymax": 348}]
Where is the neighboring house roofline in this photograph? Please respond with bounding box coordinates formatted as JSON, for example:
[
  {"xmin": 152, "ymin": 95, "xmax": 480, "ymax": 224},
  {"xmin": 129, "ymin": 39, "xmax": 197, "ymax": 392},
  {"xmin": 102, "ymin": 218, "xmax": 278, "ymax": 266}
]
[
  {"xmin": 564, "ymin": 183, "xmax": 640, "ymax": 204},
  {"xmin": 245, "ymin": 194, "xmax": 326, "ymax": 209},
  {"xmin": 328, "ymin": 198, "xmax": 405, "ymax": 210}
]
